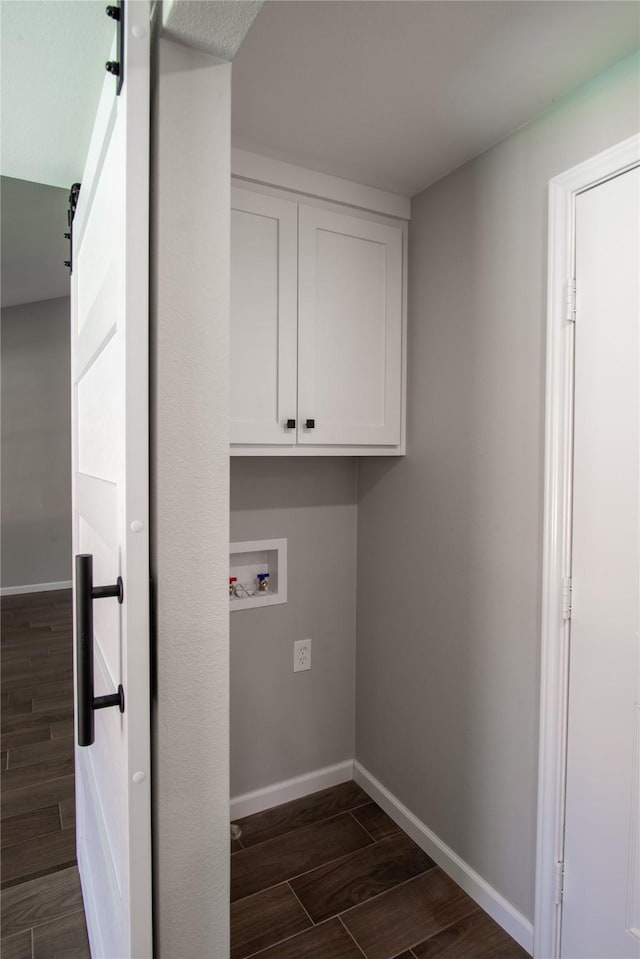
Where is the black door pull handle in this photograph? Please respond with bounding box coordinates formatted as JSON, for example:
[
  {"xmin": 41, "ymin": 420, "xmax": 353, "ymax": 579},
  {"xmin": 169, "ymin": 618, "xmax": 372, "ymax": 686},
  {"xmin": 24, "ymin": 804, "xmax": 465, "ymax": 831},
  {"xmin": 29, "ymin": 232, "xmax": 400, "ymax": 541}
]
[{"xmin": 75, "ymin": 554, "xmax": 125, "ymax": 747}]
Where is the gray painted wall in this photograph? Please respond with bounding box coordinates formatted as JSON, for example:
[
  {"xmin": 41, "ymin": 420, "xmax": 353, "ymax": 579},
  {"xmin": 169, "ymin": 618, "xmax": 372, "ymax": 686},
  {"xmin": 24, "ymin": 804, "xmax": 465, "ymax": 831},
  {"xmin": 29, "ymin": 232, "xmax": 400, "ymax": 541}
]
[
  {"xmin": 230, "ymin": 458, "xmax": 357, "ymax": 796},
  {"xmin": 355, "ymin": 52, "xmax": 640, "ymax": 922},
  {"xmin": 1, "ymin": 296, "xmax": 71, "ymax": 588},
  {"xmin": 1, "ymin": 178, "xmax": 70, "ymax": 309},
  {"xmin": 150, "ymin": 37, "xmax": 230, "ymax": 959}
]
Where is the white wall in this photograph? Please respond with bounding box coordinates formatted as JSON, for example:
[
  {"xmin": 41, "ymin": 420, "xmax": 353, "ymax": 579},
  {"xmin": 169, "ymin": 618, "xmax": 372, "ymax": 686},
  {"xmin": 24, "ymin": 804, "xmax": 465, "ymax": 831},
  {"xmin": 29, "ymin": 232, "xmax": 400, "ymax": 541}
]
[
  {"xmin": 1, "ymin": 296, "xmax": 71, "ymax": 589},
  {"xmin": 230, "ymin": 458, "xmax": 357, "ymax": 797},
  {"xmin": 355, "ymin": 51, "xmax": 640, "ymax": 923},
  {"xmin": 150, "ymin": 37, "xmax": 230, "ymax": 959}
]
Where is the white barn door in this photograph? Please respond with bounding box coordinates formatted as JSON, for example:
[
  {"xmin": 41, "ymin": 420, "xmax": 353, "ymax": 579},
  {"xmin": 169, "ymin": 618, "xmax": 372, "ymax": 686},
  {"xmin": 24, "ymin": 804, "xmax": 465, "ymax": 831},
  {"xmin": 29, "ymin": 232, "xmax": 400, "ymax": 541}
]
[
  {"xmin": 561, "ymin": 167, "xmax": 640, "ymax": 957},
  {"xmin": 70, "ymin": 2, "xmax": 152, "ymax": 956}
]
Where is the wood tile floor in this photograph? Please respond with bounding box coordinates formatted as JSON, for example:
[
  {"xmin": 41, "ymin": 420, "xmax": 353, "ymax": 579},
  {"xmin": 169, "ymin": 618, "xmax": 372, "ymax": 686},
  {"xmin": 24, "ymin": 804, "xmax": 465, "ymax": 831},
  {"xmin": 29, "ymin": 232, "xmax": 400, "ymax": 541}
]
[
  {"xmin": 1, "ymin": 590, "xmax": 90, "ymax": 959},
  {"xmin": 2, "ymin": 590, "xmax": 529, "ymax": 958},
  {"xmin": 231, "ymin": 783, "xmax": 530, "ymax": 959}
]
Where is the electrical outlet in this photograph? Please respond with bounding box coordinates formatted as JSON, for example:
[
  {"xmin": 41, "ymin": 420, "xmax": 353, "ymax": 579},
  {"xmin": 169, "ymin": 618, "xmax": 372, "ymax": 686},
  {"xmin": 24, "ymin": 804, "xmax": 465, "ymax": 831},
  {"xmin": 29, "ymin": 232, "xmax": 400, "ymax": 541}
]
[{"xmin": 294, "ymin": 638, "xmax": 311, "ymax": 672}]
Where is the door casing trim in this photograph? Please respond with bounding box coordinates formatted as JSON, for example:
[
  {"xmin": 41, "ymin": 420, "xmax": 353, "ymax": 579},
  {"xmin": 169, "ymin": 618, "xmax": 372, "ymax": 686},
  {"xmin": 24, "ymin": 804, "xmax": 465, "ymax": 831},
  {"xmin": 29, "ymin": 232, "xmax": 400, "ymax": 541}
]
[{"xmin": 535, "ymin": 133, "xmax": 640, "ymax": 959}]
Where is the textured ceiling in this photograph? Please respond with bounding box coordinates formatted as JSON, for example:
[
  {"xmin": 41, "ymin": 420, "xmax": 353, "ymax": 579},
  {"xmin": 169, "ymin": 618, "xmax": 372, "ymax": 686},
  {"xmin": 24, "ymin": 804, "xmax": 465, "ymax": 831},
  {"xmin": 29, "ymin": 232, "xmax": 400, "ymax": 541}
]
[
  {"xmin": 2, "ymin": 0, "xmax": 638, "ymax": 310},
  {"xmin": 0, "ymin": 0, "xmax": 261, "ymax": 190},
  {"xmin": 0, "ymin": 0, "xmax": 261, "ymax": 307},
  {"xmin": 1, "ymin": 177, "xmax": 70, "ymax": 308},
  {"xmin": 0, "ymin": 1, "xmax": 114, "ymax": 188},
  {"xmin": 232, "ymin": 1, "xmax": 640, "ymax": 196}
]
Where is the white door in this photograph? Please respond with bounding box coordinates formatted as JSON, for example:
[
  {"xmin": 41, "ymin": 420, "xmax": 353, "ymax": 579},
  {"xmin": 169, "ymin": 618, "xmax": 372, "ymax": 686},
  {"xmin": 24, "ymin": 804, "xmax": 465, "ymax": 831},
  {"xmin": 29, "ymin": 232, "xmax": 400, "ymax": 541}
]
[
  {"xmin": 297, "ymin": 204, "xmax": 403, "ymax": 447},
  {"xmin": 561, "ymin": 167, "xmax": 640, "ymax": 957},
  {"xmin": 230, "ymin": 186, "xmax": 298, "ymax": 446},
  {"xmin": 70, "ymin": 2, "xmax": 152, "ymax": 956}
]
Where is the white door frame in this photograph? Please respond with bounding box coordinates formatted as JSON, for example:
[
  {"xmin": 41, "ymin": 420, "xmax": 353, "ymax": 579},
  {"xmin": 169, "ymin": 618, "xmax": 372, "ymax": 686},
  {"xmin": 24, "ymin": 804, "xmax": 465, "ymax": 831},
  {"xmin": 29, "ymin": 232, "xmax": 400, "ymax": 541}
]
[{"xmin": 534, "ymin": 132, "xmax": 640, "ymax": 959}]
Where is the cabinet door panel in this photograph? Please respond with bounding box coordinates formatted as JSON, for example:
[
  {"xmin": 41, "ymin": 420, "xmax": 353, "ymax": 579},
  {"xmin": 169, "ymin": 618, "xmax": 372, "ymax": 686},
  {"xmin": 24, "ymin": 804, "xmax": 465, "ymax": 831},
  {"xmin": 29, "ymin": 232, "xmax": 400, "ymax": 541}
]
[
  {"xmin": 231, "ymin": 188, "xmax": 298, "ymax": 445},
  {"xmin": 298, "ymin": 205, "xmax": 403, "ymax": 446}
]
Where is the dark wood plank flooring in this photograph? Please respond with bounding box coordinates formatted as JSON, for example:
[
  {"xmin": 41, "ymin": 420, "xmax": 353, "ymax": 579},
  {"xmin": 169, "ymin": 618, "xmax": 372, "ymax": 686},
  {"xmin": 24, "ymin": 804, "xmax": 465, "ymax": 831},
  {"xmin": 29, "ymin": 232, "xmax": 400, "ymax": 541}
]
[
  {"xmin": 231, "ymin": 783, "xmax": 530, "ymax": 959},
  {"xmin": 3, "ymin": 590, "xmax": 529, "ymax": 958},
  {"xmin": 1, "ymin": 591, "xmax": 90, "ymax": 958}
]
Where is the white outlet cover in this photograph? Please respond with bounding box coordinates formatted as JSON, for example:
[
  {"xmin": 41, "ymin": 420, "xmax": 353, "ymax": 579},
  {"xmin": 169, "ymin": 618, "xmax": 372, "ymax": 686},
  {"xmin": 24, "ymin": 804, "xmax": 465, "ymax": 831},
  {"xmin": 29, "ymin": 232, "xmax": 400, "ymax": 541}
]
[{"xmin": 294, "ymin": 638, "xmax": 311, "ymax": 672}]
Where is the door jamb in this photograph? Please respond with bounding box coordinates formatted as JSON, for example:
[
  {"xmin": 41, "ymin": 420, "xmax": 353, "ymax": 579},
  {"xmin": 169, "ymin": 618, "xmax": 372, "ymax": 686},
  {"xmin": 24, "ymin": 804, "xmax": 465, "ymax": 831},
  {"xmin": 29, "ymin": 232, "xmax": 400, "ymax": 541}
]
[{"xmin": 534, "ymin": 133, "xmax": 640, "ymax": 959}]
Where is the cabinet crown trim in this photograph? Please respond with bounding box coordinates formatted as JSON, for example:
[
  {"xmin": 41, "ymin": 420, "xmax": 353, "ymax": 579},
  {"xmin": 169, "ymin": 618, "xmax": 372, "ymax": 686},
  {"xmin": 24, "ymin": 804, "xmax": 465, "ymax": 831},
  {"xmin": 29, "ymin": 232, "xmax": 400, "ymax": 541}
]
[{"xmin": 231, "ymin": 148, "xmax": 411, "ymax": 221}]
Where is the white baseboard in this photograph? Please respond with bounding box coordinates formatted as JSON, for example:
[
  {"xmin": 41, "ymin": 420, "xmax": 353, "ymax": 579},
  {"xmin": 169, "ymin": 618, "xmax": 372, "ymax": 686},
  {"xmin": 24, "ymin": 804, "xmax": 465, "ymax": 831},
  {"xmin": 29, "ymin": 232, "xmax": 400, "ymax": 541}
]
[
  {"xmin": 230, "ymin": 760, "xmax": 354, "ymax": 820},
  {"xmin": 354, "ymin": 761, "xmax": 534, "ymax": 956},
  {"xmin": 229, "ymin": 758, "xmax": 534, "ymax": 954},
  {"xmin": 0, "ymin": 580, "xmax": 72, "ymax": 597}
]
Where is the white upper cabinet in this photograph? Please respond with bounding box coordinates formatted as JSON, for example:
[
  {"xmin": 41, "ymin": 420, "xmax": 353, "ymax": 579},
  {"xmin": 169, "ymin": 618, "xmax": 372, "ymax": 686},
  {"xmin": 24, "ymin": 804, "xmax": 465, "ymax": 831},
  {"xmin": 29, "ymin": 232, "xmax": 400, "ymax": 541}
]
[
  {"xmin": 297, "ymin": 205, "xmax": 403, "ymax": 448},
  {"xmin": 230, "ymin": 187, "xmax": 298, "ymax": 445},
  {"xmin": 230, "ymin": 157, "xmax": 408, "ymax": 455}
]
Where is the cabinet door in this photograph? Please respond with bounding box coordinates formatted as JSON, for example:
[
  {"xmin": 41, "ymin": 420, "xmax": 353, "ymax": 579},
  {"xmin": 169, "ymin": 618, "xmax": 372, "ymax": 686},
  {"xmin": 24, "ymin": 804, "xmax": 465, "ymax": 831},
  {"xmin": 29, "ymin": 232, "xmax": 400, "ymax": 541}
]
[
  {"xmin": 297, "ymin": 205, "xmax": 403, "ymax": 447},
  {"xmin": 231, "ymin": 187, "xmax": 298, "ymax": 445}
]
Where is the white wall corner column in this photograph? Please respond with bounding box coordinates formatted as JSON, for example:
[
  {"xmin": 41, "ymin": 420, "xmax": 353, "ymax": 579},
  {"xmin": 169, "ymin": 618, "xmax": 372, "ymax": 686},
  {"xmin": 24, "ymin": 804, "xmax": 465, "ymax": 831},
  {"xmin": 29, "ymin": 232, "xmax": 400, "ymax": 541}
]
[
  {"xmin": 150, "ymin": 35, "xmax": 231, "ymax": 959},
  {"xmin": 161, "ymin": 0, "xmax": 263, "ymax": 60}
]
